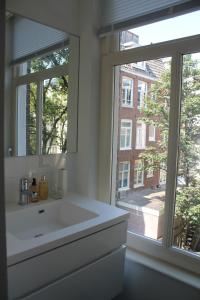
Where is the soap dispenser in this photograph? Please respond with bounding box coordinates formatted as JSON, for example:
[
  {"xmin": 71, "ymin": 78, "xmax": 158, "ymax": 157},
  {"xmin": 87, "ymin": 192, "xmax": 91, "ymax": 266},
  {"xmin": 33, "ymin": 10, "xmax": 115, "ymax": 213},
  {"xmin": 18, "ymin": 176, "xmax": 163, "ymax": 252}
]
[
  {"xmin": 39, "ymin": 175, "xmax": 48, "ymax": 200},
  {"xmin": 30, "ymin": 178, "xmax": 39, "ymax": 202}
]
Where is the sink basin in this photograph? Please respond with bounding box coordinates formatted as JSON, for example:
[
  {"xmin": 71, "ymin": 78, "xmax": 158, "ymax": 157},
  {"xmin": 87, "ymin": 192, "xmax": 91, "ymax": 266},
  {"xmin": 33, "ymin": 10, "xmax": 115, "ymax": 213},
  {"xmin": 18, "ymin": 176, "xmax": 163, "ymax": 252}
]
[{"xmin": 6, "ymin": 200, "xmax": 98, "ymax": 240}]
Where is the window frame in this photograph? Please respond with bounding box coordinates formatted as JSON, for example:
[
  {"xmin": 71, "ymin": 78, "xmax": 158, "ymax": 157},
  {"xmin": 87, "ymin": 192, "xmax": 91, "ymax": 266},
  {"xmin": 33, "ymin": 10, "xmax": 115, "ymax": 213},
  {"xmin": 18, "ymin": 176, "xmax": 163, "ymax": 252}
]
[
  {"xmin": 118, "ymin": 161, "xmax": 130, "ymax": 191},
  {"xmin": 14, "ymin": 65, "xmax": 69, "ymax": 156},
  {"xmin": 12, "ymin": 36, "xmax": 79, "ymax": 156},
  {"xmin": 134, "ymin": 159, "xmax": 144, "ymax": 188},
  {"xmin": 121, "ymin": 76, "xmax": 134, "ymax": 107},
  {"xmin": 120, "ymin": 119, "xmax": 132, "ymax": 150},
  {"xmin": 137, "ymin": 80, "xmax": 147, "ymax": 108},
  {"xmin": 149, "ymin": 124, "xmax": 156, "ymax": 141},
  {"xmin": 135, "ymin": 121, "xmax": 146, "ymax": 149},
  {"xmin": 98, "ymin": 33, "xmax": 200, "ymax": 275}
]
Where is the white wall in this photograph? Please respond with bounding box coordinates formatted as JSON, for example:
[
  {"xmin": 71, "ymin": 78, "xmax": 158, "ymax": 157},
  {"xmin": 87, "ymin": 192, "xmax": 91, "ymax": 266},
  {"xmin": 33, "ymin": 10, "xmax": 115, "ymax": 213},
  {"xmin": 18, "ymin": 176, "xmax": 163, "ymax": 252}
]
[
  {"xmin": 4, "ymin": 0, "xmax": 101, "ymax": 202},
  {"xmin": 6, "ymin": 0, "xmax": 79, "ymax": 35},
  {"xmin": 5, "ymin": 154, "xmax": 76, "ymax": 203}
]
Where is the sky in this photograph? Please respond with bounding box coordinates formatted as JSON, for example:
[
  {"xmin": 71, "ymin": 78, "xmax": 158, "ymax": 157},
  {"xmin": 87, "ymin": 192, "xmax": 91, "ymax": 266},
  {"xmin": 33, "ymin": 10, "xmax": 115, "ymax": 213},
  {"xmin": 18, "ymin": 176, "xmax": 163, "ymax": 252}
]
[{"xmin": 131, "ymin": 10, "xmax": 200, "ymax": 46}]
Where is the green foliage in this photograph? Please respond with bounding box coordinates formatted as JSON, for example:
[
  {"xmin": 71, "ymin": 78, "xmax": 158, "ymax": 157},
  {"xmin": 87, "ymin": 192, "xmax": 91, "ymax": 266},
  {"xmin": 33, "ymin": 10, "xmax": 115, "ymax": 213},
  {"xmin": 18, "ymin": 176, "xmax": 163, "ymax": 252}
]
[
  {"xmin": 176, "ymin": 186, "xmax": 200, "ymax": 226},
  {"xmin": 26, "ymin": 48, "xmax": 69, "ymax": 154}
]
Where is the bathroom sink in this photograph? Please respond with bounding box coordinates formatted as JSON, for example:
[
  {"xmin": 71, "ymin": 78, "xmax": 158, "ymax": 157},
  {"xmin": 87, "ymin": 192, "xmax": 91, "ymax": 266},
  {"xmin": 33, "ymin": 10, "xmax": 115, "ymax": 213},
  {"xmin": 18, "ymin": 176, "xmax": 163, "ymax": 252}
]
[{"xmin": 6, "ymin": 200, "xmax": 98, "ymax": 240}]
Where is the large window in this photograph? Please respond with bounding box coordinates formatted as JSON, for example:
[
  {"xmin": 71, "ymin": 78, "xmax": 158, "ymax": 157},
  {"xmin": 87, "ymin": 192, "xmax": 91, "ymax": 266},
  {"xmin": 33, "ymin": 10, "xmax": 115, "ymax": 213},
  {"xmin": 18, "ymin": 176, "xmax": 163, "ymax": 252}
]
[
  {"xmin": 118, "ymin": 162, "xmax": 130, "ymax": 190},
  {"xmin": 134, "ymin": 160, "xmax": 144, "ymax": 188},
  {"xmin": 120, "ymin": 119, "xmax": 132, "ymax": 150},
  {"xmin": 99, "ymin": 30, "xmax": 200, "ymax": 274},
  {"xmin": 135, "ymin": 122, "xmax": 146, "ymax": 149},
  {"xmin": 137, "ymin": 80, "xmax": 147, "ymax": 108},
  {"xmin": 122, "ymin": 76, "xmax": 133, "ymax": 107}
]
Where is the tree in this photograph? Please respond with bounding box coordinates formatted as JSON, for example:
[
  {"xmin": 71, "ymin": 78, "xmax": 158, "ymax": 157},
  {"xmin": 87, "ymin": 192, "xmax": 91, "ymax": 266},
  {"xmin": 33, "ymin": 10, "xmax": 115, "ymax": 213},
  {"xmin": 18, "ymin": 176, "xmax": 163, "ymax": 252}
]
[
  {"xmin": 140, "ymin": 55, "xmax": 200, "ymax": 250},
  {"xmin": 27, "ymin": 48, "xmax": 69, "ymax": 154}
]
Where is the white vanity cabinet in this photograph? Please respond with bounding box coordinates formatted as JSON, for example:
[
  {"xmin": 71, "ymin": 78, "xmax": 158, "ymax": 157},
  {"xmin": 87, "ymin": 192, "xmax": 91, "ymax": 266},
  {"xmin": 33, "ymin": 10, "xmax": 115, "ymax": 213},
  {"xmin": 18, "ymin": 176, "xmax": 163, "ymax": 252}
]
[{"xmin": 7, "ymin": 195, "xmax": 129, "ymax": 300}]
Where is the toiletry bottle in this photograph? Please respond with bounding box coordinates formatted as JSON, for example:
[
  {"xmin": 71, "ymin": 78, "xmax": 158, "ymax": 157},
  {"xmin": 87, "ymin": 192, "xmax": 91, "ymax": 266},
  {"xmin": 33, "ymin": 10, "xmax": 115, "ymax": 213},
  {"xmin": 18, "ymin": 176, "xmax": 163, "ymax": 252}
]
[
  {"xmin": 30, "ymin": 178, "xmax": 39, "ymax": 202},
  {"xmin": 39, "ymin": 175, "xmax": 48, "ymax": 200}
]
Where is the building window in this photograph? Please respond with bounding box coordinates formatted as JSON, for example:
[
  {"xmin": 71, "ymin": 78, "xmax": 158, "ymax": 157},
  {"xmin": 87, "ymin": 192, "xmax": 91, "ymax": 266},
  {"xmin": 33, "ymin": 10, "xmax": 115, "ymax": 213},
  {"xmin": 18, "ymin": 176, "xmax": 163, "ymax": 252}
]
[
  {"xmin": 134, "ymin": 160, "xmax": 144, "ymax": 188},
  {"xmin": 120, "ymin": 120, "xmax": 132, "ymax": 150},
  {"xmin": 122, "ymin": 76, "xmax": 133, "ymax": 107},
  {"xmin": 138, "ymin": 80, "xmax": 147, "ymax": 108},
  {"xmin": 118, "ymin": 162, "xmax": 130, "ymax": 190},
  {"xmin": 136, "ymin": 61, "xmax": 146, "ymax": 70},
  {"xmin": 149, "ymin": 124, "xmax": 156, "ymax": 141},
  {"xmin": 135, "ymin": 122, "xmax": 146, "ymax": 149}
]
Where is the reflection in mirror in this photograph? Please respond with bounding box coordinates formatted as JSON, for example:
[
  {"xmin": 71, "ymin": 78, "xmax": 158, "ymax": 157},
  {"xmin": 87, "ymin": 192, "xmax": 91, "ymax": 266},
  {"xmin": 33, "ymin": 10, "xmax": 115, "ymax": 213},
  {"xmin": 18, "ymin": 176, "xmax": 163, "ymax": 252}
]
[{"xmin": 5, "ymin": 13, "xmax": 79, "ymax": 156}]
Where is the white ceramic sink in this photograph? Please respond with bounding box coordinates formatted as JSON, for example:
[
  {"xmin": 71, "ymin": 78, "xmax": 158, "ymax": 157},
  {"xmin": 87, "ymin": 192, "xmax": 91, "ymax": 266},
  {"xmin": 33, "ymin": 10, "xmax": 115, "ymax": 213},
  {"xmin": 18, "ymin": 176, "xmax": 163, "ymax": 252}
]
[{"xmin": 6, "ymin": 200, "xmax": 98, "ymax": 240}]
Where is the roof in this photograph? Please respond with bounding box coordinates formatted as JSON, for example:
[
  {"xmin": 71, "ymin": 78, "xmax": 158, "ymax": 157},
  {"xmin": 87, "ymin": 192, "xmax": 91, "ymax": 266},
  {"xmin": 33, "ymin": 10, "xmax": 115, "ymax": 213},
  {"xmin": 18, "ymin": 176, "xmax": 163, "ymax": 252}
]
[{"xmin": 121, "ymin": 58, "xmax": 165, "ymax": 80}]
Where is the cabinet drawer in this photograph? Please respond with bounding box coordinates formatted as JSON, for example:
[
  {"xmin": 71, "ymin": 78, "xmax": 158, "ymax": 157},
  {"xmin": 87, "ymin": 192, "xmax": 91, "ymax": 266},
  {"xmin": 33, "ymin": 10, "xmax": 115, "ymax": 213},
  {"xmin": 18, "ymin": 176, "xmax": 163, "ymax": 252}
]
[
  {"xmin": 24, "ymin": 246, "xmax": 126, "ymax": 300},
  {"xmin": 8, "ymin": 221, "xmax": 127, "ymax": 299}
]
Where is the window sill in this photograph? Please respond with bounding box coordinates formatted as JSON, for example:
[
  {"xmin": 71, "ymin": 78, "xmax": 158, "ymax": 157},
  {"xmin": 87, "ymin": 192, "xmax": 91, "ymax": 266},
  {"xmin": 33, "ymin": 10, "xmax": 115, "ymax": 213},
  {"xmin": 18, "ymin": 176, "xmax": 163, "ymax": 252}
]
[
  {"xmin": 120, "ymin": 147, "xmax": 132, "ymax": 151},
  {"xmin": 121, "ymin": 104, "xmax": 133, "ymax": 108},
  {"xmin": 125, "ymin": 247, "xmax": 200, "ymax": 290}
]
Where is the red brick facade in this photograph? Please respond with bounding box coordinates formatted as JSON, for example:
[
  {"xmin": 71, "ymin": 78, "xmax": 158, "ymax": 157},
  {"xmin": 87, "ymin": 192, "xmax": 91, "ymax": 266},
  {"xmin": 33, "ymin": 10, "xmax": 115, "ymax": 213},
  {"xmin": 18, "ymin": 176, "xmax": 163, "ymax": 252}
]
[{"xmin": 117, "ymin": 67, "xmax": 162, "ymax": 191}]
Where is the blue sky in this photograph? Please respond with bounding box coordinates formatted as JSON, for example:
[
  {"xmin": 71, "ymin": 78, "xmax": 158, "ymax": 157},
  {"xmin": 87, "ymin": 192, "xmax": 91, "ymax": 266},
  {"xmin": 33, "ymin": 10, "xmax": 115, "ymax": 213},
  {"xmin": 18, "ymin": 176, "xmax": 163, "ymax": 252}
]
[{"xmin": 131, "ymin": 10, "xmax": 200, "ymax": 46}]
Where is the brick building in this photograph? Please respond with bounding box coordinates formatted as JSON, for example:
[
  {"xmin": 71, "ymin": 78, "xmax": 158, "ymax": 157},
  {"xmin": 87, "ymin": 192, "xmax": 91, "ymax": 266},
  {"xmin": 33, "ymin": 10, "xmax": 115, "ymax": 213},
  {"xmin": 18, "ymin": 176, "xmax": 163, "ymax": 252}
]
[{"xmin": 117, "ymin": 31, "xmax": 165, "ymax": 195}]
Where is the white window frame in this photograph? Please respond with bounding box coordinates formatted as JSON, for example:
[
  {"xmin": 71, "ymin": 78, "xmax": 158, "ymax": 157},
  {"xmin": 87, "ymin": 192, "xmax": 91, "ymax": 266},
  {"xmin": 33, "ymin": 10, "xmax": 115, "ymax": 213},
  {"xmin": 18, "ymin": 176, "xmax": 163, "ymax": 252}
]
[
  {"xmin": 118, "ymin": 161, "xmax": 130, "ymax": 191},
  {"xmin": 137, "ymin": 80, "xmax": 147, "ymax": 108},
  {"xmin": 134, "ymin": 160, "xmax": 144, "ymax": 188},
  {"xmin": 122, "ymin": 76, "xmax": 134, "ymax": 107},
  {"xmin": 120, "ymin": 119, "xmax": 132, "ymax": 150},
  {"xmin": 135, "ymin": 122, "xmax": 146, "ymax": 149},
  {"xmin": 149, "ymin": 124, "xmax": 156, "ymax": 141},
  {"xmin": 98, "ymin": 34, "xmax": 200, "ymax": 275},
  {"xmin": 12, "ymin": 36, "xmax": 79, "ymax": 156}
]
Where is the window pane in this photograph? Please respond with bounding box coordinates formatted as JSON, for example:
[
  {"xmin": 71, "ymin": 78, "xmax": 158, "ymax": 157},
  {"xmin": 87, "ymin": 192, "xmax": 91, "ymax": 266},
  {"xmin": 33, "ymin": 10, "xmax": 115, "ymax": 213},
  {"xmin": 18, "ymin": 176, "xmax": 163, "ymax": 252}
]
[
  {"xmin": 120, "ymin": 120, "xmax": 132, "ymax": 149},
  {"xmin": 118, "ymin": 162, "xmax": 130, "ymax": 190},
  {"xmin": 173, "ymin": 53, "xmax": 200, "ymax": 256},
  {"xmin": 115, "ymin": 57, "xmax": 171, "ymax": 241},
  {"xmin": 42, "ymin": 75, "xmax": 68, "ymax": 154},
  {"xmin": 17, "ymin": 48, "xmax": 69, "ymax": 76},
  {"xmin": 122, "ymin": 77, "xmax": 133, "ymax": 106},
  {"xmin": 16, "ymin": 82, "xmax": 37, "ymax": 156},
  {"xmin": 120, "ymin": 11, "xmax": 200, "ymax": 50}
]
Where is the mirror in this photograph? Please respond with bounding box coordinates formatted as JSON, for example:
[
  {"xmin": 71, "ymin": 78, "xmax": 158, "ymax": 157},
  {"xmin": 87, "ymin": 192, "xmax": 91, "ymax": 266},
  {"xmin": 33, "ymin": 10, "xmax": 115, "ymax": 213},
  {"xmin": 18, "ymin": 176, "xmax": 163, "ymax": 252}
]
[{"xmin": 5, "ymin": 12, "xmax": 79, "ymax": 157}]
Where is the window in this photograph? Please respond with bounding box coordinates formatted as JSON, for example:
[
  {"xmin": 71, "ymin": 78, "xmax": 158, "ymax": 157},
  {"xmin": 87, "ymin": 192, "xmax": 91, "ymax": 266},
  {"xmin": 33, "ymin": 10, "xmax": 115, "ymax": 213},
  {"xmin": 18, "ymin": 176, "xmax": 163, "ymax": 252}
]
[
  {"xmin": 135, "ymin": 122, "xmax": 146, "ymax": 149},
  {"xmin": 99, "ymin": 29, "xmax": 200, "ymax": 274},
  {"xmin": 120, "ymin": 120, "xmax": 132, "ymax": 150},
  {"xmin": 118, "ymin": 162, "xmax": 130, "ymax": 190},
  {"xmin": 149, "ymin": 125, "xmax": 156, "ymax": 141},
  {"xmin": 173, "ymin": 53, "xmax": 200, "ymax": 255},
  {"xmin": 16, "ymin": 48, "xmax": 69, "ymax": 76},
  {"xmin": 15, "ymin": 48, "xmax": 69, "ymax": 156},
  {"xmin": 137, "ymin": 80, "xmax": 147, "ymax": 108},
  {"xmin": 135, "ymin": 61, "xmax": 146, "ymax": 70},
  {"xmin": 134, "ymin": 160, "xmax": 144, "ymax": 188},
  {"xmin": 122, "ymin": 76, "xmax": 133, "ymax": 107}
]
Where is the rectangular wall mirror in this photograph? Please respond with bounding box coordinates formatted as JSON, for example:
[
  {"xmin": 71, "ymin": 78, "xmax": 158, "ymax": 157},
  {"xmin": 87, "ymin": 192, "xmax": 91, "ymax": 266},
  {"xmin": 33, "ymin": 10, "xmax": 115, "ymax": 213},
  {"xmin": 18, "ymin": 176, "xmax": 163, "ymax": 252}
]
[{"xmin": 5, "ymin": 12, "xmax": 79, "ymax": 157}]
